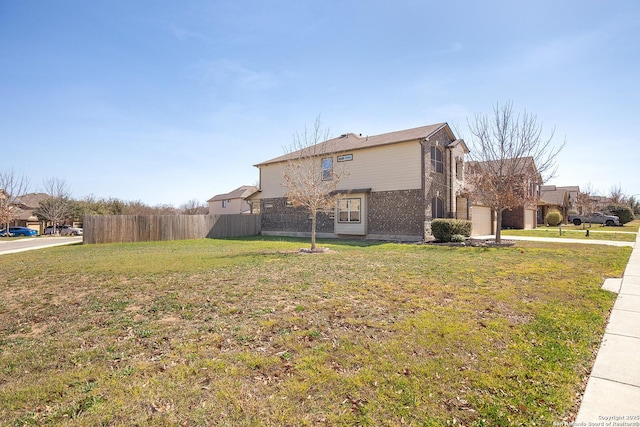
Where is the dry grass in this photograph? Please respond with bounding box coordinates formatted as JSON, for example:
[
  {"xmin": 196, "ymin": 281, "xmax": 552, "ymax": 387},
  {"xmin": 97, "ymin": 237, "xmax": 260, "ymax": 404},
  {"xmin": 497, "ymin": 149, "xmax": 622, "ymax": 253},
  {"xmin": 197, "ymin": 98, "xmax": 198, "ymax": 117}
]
[{"xmin": 0, "ymin": 237, "xmax": 631, "ymax": 426}]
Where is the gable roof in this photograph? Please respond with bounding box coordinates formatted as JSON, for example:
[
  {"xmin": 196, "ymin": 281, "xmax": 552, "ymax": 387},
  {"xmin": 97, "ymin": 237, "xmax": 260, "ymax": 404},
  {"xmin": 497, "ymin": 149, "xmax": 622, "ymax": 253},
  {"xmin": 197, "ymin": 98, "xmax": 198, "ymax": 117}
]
[
  {"xmin": 255, "ymin": 123, "xmax": 465, "ymax": 167},
  {"xmin": 467, "ymin": 157, "xmax": 539, "ymax": 176},
  {"xmin": 207, "ymin": 185, "xmax": 258, "ymax": 202},
  {"xmin": 15, "ymin": 192, "xmax": 49, "ymax": 208},
  {"xmin": 539, "ymin": 187, "xmax": 568, "ymax": 206}
]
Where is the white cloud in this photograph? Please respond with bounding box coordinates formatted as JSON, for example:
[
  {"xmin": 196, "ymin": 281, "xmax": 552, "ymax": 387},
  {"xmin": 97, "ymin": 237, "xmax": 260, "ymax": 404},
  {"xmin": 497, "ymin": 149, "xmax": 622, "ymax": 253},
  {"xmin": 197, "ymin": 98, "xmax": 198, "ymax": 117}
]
[
  {"xmin": 169, "ymin": 24, "xmax": 204, "ymax": 42},
  {"xmin": 199, "ymin": 59, "xmax": 278, "ymax": 91}
]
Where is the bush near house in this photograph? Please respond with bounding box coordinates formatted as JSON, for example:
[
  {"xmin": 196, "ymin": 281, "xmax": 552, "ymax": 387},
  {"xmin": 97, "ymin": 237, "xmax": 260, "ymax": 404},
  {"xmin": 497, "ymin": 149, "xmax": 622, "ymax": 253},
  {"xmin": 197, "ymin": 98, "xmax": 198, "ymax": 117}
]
[
  {"xmin": 607, "ymin": 204, "xmax": 634, "ymax": 224},
  {"xmin": 545, "ymin": 210, "xmax": 563, "ymax": 226},
  {"xmin": 431, "ymin": 218, "xmax": 472, "ymax": 242}
]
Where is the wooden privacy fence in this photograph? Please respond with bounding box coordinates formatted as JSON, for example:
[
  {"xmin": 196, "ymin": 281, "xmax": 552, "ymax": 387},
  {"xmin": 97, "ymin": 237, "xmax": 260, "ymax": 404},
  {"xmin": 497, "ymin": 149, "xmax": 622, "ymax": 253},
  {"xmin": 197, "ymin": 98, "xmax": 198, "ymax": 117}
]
[{"xmin": 83, "ymin": 214, "xmax": 261, "ymax": 244}]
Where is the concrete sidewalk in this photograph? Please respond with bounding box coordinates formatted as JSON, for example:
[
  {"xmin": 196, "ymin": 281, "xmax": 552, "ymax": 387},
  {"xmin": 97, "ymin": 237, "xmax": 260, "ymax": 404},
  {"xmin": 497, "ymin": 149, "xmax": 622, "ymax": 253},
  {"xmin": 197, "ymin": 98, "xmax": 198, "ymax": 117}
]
[
  {"xmin": 473, "ymin": 234, "xmax": 635, "ymax": 247},
  {"xmin": 575, "ymin": 230, "xmax": 640, "ymax": 423}
]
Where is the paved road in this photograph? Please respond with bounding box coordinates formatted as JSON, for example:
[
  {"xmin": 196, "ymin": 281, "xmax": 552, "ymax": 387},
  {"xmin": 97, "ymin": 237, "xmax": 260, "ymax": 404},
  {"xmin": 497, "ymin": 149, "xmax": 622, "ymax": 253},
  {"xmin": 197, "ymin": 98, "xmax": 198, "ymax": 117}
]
[{"xmin": 0, "ymin": 236, "xmax": 83, "ymax": 255}]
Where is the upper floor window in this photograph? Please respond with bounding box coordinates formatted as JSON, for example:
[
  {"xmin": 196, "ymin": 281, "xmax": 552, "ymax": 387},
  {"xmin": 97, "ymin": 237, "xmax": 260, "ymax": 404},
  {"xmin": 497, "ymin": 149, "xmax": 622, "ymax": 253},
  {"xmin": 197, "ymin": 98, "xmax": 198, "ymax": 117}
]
[
  {"xmin": 455, "ymin": 158, "xmax": 464, "ymax": 180},
  {"xmin": 431, "ymin": 146, "xmax": 443, "ymax": 174},
  {"xmin": 222, "ymin": 200, "xmax": 228, "ymax": 208},
  {"xmin": 321, "ymin": 157, "xmax": 333, "ymax": 181}
]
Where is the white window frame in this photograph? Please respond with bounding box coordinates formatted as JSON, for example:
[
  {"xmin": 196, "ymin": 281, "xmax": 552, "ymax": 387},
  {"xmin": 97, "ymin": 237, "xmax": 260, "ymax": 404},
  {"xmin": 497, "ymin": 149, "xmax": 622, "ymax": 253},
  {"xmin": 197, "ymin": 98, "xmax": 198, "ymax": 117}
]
[
  {"xmin": 321, "ymin": 157, "xmax": 333, "ymax": 181},
  {"xmin": 338, "ymin": 198, "xmax": 361, "ymax": 223},
  {"xmin": 431, "ymin": 146, "xmax": 443, "ymax": 174}
]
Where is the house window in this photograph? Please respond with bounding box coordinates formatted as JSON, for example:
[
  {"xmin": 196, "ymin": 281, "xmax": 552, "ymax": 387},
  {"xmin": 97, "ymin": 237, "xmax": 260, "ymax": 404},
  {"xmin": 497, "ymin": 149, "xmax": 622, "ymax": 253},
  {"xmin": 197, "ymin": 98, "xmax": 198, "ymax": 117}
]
[
  {"xmin": 222, "ymin": 200, "xmax": 228, "ymax": 208},
  {"xmin": 338, "ymin": 198, "xmax": 361, "ymax": 223},
  {"xmin": 456, "ymin": 158, "xmax": 463, "ymax": 180},
  {"xmin": 431, "ymin": 146, "xmax": 443, "ymax": 173},
  {"xmin": 321, "ymin": 158, "xmax": 333, "ymax": 180},
  {"xmin": 431, "ymin": 197, "xmax": 444, "ymax": 219}
]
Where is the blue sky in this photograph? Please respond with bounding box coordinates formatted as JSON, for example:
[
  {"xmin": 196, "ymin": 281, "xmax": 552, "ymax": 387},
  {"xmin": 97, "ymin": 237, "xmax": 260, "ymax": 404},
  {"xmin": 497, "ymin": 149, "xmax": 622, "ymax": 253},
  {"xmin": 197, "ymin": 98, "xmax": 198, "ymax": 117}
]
[{"xmin": 1, "ymin": 1, "xmax": 639, "ymax": 205}]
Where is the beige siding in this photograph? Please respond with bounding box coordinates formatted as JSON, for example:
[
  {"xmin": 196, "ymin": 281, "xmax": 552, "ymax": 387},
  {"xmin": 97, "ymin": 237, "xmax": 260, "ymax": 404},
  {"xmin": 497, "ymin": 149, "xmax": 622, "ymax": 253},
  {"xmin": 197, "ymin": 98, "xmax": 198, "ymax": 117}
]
[
  {"xmin": 456, "ymin": 197, "xmax": 468, "ymax": 220},
  {"xmin": 334, "ymin": 193, "xmax": 367, "ymax": 235},
  {"xmin": 471, "ymin": 205, "xmax": 493, "ymax": 236},
  {"xmin": 209, "ymin": 198, "xmax": 250, "ymax": 215},
  {"xmin": 524, "ymin": 208, "xmax": 536, "ymax": 229},
  {"xmin": 259, "ymin": 141, "xmax": 422, "ymax": 199}
]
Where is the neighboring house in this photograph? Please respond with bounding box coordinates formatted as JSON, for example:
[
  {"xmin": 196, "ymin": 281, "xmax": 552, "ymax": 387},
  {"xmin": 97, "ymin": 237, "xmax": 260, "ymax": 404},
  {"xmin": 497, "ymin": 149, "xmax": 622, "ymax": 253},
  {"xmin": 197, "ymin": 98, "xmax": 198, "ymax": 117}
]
[
  {"xmin": 467, "ymin": 157, "xmax": 540, "ymax": 232},
  {"xmin": 208, "ymin": 185, "xmax": 259, "ymax": 215},
  {"xmin": 537, "ymin": 185, "xmax": 580, "ymax": 224},
  {"xmin": 5, "ymin": 192, "xmax": 48, "ymax": 234},
  {"xmin": 560, "ymin": 185, "xmax": 580, "ymax": 213},
  {"xmin": 253, "ymin": 123, "xmax": 470, "ymax": 241}
]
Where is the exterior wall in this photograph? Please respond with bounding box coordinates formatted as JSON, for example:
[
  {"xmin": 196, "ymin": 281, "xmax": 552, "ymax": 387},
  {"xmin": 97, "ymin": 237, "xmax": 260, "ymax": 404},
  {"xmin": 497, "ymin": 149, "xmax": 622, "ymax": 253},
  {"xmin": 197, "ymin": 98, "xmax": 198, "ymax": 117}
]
[
  {"xmin": 471, "ymin": 205, "xmax": 494, "ymax": 236},
  {"xmin": 456, "ymin": 197, "xmax": 469, "ymax": 220},
  {"xmin": 367, "ymin": 190, "xmax": 424, "ymax": 239},
  {"xmin": 524, "ymin": 208, "xmax": 535, "ymax": 229},
  {"xmin": 502, "ymin": 207, "xmax": 536, "ymax": 229},
  {"xmin": 335, "ymin": 193, "xmax": 367, "ymax": 236},
  {"xmin": 261, "ymin": 189, "xmax": 425, "ymax": 241},
  {"xmin": 209, "ymin": 198, "xmax": 251, "ymax": 215},
  {"xmin": 449, "ymin": 144, "xmax": 467, "ymax": 217},
  {"xmin": 261, "ymin": 198, "xmax": 335, "ymax": 236},
  {"xmin": 502, "ymin": 206, "xmax": 537, "ymax": 229},
  {"xmin": 423, "ymin": 128, "xmax": 459, "ymax": 224},
  {"xmin": 258, "ymin": 141, "xmax": 423, "ymax": 199},
  {"xmin": 502, "ymin": 207, "xmax": 523, "ymax": 229}
]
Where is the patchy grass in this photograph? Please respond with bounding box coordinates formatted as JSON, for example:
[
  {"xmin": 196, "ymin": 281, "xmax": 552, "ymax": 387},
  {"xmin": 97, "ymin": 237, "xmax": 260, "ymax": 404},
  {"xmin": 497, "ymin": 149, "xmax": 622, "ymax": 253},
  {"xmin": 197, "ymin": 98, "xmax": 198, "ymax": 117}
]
[
  {"xmin": 502, "ymin": 228, "xmax": 637, "ymax": 242},
  {"xmin": 0, "ymin": 237, "xmax": 631, "ymax": 426}
]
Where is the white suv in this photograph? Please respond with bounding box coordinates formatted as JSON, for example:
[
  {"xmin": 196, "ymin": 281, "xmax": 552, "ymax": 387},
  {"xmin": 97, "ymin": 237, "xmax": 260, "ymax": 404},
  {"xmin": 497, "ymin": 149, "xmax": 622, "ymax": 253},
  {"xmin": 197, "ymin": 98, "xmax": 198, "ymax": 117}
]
[{"xmin": 44, "ymin": 225, "xmax": 83, "ymax": 236}]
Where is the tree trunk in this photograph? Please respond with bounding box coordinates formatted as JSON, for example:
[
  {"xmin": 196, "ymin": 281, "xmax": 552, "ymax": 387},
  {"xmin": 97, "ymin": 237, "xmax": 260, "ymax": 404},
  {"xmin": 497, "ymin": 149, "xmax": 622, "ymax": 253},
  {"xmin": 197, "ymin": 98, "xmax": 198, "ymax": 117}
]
[
  {"xmin": 310, "ymin": 210, "xmax": 317, "ymax": 250},
  {"xmin": 495, "ymin": 208, "xmax": 503, "ymax": 243}
]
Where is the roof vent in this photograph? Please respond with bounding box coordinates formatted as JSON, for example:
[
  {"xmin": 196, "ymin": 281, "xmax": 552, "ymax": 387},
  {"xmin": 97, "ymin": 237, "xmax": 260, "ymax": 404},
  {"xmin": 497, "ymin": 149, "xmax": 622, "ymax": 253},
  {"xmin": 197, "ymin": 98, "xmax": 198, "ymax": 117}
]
[{"xmin": 340, "ymin": 134, "xmax": 348, "ymax": 138}]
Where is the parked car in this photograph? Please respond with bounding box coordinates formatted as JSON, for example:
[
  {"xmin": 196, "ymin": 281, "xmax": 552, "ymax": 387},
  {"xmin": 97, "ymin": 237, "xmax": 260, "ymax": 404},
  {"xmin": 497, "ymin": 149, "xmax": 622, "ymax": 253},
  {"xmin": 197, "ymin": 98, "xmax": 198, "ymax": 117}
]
[
  {"xmin": 0, "ymin": 227, "xmax": 38, "ymax": 237},
  {"xmin": 44, "ymin": 225, "xmax": 83, "ymax": 236},
  {"xmin": 60, "ymin": 225, "xmax": 83, "ymax": 236},
  {"xmin": 568, "ymin": 212, "xmax": 621, "ymax": 226}
]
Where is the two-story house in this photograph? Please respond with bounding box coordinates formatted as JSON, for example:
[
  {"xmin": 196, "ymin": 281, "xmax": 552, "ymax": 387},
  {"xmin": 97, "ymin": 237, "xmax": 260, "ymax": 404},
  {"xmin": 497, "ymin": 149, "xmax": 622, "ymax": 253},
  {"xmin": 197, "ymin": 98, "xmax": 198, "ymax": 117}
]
[
  {"xmin": 252, "ymin": 123, "xmax": 470, "ymax": 241},
  {"xmin": 208, "ymin": 185, "xmax": 258, "ymax": 215}
]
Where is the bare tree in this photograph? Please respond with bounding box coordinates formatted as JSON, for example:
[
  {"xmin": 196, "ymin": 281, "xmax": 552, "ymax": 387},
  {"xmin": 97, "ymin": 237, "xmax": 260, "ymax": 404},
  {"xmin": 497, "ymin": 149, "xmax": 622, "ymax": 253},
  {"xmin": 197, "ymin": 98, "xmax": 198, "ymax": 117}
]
[
  {"xmin": 466, "ymin": 102, "xmax": 565, "ymax": 243},
  {"xmin": 0, "ymin": 169, "xmax": 30, "ymax": 232},
  {"xmin": 34, "ymin": 178, "xmax": 74, "ymax": 233},
  {"xmin": 607, "ymin": 183, "xmax": 625, "ymax": 204},
  {"xmin": 282, "ymin": 117, "xmax": 347, "ymax": 251},
  {"xmin": 575, "ymin": 183, "xmax": 597, "ymax": 215},
  {"xmin": 180, "ymin": 199, "xmax": 209, "ymax": 215}
]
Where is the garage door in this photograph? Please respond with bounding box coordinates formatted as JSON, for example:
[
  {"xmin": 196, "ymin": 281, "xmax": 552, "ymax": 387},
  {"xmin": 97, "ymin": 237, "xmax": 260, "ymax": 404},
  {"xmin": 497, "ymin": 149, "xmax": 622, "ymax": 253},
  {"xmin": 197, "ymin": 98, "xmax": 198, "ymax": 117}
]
[
  {"xmin": 524, "ymin": 209, "xmax": 535, "ymax": 229},
  {"xmin": 471, "ymin": 206, "xmax": 493, "ymax": 236}
]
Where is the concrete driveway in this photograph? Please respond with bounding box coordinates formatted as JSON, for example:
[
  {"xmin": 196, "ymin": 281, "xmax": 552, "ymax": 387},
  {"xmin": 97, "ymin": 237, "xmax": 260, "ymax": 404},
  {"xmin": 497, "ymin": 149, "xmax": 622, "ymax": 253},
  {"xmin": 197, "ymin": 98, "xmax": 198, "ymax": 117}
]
[{"xmin": 0, "ymin": 236, "xmax": 82, "ymax": 255}]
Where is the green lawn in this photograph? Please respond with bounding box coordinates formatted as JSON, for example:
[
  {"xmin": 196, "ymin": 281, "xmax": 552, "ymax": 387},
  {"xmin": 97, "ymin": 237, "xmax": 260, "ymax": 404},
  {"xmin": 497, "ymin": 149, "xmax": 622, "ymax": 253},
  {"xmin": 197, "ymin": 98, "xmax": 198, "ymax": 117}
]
[{"xmin": 0, "ymin": 237, "xmax": 632, "ymax": 426}]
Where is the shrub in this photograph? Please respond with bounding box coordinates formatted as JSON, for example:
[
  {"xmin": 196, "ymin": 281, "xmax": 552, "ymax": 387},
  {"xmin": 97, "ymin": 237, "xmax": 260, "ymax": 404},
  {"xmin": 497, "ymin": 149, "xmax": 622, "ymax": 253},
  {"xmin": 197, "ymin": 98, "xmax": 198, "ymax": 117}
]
[
  {"xmin": 606, "ymin": 204, "xmax": 634, "ymax": 224},
  {"xmin": 431, "ymin": 219, "xmax": 472, "ymax": 242},
  {"xmin": 545, "ymin": 210, "xmax": 563, "ymax": 226},
  {"xmin": 450, "ymin": 234, "xmax": 467, "ymax": 243}
]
